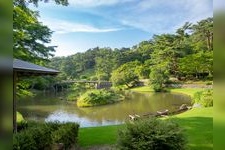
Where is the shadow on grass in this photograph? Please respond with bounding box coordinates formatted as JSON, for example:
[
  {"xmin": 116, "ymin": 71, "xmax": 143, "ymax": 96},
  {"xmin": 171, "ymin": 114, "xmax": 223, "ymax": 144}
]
[{"xmin": 173, "ymin": 117, "xmax": 213, "ymax": 150}]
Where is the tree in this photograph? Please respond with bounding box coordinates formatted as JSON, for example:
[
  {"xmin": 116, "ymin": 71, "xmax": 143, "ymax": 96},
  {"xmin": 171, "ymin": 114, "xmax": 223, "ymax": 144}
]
[
  {"xmin": 149, "ymin": 67, "xmax": 169, "ymax": 92},
  {"xmin": 95, "ymin": 48, "xmax": 115, "ymax": 80},
  {"xmin": 111, "ymin": 61, "xmax": 140, "ymax": 88},
  {"xmin": 178, "ymin": 51, "xmax": 213, "ymax": 79},
  {"xmin": 13, "ymin": 0, "xmax": 68, "ymax": 63},
  {"xmin": 191, "ymin": 17, "xmax": 213, "ymax": 51}
]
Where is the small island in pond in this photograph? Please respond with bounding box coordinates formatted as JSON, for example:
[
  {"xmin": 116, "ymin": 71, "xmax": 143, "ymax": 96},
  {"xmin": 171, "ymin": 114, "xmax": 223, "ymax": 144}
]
[{"xmin": 77, "ymin": 89, "xmax": 124, "ymax": 107}]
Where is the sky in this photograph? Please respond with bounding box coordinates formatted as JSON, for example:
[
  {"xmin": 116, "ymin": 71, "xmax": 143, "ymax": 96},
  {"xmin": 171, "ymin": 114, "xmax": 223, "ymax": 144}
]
[{"xmin": 29, "ymin": 0, "xmax": 213, "ymax": 57}]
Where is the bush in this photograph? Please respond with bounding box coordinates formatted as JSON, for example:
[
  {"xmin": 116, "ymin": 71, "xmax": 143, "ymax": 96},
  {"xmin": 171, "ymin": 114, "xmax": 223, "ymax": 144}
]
[
  {"xmin": 13, "ymin": 130, "xmax": 36, "ymax": 150},
  {"xmin": 77, "ymin": 89, "xmax": 122, "ymax": 107},
  {"xmin": 14, "ymin": 125, "xmax": 52, "ymax": 150},
  {"xmin": 51, "ymin": 123, "xmax": 79, "ymax": 149},
  {"xmin": 17, "ymin": 120, "xmax": 28, "ymax": 132},
  {"xmin": 14, "ymin": 122, "xmax": 79, "ymax": 150},
  {"xmin": 193, "ymin": 89, "xmax": 213, "ymax": 107},
  {"xmin": 66, "ymin": 92, "xmax": 79, "ymax": 101},
  {"xmin": 117, "ymin": 118, "xmax": 187, "ymax": 150}
]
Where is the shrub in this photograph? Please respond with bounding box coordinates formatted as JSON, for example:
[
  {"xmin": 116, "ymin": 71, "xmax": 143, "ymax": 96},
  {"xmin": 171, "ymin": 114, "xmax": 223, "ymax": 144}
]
[
  {"xmin": 13, "ymin": 130, "xmax": 36, "ymax": 150},
  {"xmin": 77, "ymin": 89, "xmax": 122, "ymax": 107},
  {"xmin": 193, "ymin": 89, "xmax": 213, "ymax": 107},
  {"xmin": 66, "ymin": 92, "xmax": 79, "ymax": 101},
  {"xmin": 17, "ymin": 120, "xmax": 28, "ymax": 132},
  {"xmin": 14, "ymin": 122, "xmax": 79, "ymax": 150},
  {"xmin": 14, "ymin": 125, "xmax": 52, "ymax": 150},
  {"xmin": 117, "ymin": 118, "xmax": 187, "ymax": 150},
  {"xmin": 205, "ymin": 81, "xmax": 213, "ymax": 85},
  {"xmin": 51, "ymin": 123, "xmax": 79, "ymax": 149}
]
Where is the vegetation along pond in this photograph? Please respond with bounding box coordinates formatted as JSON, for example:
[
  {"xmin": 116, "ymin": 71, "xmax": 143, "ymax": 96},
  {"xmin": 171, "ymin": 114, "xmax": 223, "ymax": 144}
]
[{"xmin": 17, "ymin": 91, "xmax": 191, "ymax": 127}]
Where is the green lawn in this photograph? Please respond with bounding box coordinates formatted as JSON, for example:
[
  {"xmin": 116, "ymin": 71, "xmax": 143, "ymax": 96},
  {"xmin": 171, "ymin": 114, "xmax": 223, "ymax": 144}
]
[
  {"xmin": 78, "ymin": 125, "xmax": 121, "ymax": 147},
  {"xmin": 169, "ymin": 88, "xmax": 204, "ymax": 97},
  {"xmin": 130, "ymin": 86, "xmax": 154, "ymax": 92},
  {"xmin": 131, "ymin": 86, "xmax": 204, "ymax": 97},
  {"xmin": 78, "ymin": 107, "xmax": 213, "ymax": 149},
  {"xmin": 173, "ymin": 107, "xmax": 213, "ymax": 150}
]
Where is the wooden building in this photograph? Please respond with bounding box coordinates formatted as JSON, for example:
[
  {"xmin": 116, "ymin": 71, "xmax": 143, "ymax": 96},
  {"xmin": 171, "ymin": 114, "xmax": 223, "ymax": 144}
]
[{"xmin": 13, "ymin": 59, "xmax": 59, "ymax": 132}]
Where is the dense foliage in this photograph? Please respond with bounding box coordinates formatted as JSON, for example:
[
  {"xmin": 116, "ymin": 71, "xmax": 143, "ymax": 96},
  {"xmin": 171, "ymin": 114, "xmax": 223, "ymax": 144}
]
[
  {"xmin": 193, "ymin": 89, "xmax": 213, "ymax": 107},
  {"xmin": 14, "ymin": 0, "xmax": 213, "ymax": 92},
  {"xmin": 47, "ymin": 17, "xmax": 213, "ymax": 91},
  {"xmin": 77, "ymin": 89, "xmax": 123, "ymax": 107},
  {"xmin": 117, "ymin": 118, "xmax": 187, "ymax": 150},
  {"xmin": 111, "ymin": 61, "xmax": 140, "ymax": 88},
  {"xmin": 13, "ymin": 0, "xmax": 69, "ymax": 95},
  {"xmin": 14, "ymin": 121, "xmax": 79, "ymax": 150},
  {"xmin": 149, "ymin": 68, "xmax": 169, "ymax": 92}
]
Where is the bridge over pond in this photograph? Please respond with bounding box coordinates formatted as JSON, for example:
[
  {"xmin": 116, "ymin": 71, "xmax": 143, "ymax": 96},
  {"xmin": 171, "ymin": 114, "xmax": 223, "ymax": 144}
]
[{"xmin": 55, "ymin": 80, "xmax": 112, "ymax": 90}]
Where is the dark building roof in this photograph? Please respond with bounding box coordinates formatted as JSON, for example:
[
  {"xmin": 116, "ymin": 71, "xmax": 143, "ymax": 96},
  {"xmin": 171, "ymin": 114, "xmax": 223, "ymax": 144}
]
[{"xmin": 13, "ymin": 59, "xmax": 59, "ymax": 76}]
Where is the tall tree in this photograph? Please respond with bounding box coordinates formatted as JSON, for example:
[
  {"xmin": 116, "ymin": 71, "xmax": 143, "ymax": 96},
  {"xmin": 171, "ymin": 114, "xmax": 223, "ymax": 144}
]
[
  {"xmin": 191, "ymin": 17, "xmax": 213, "ymax": 51},
  {"xmin": 13, "ymin": 0, "xmax": 68, "ymax": 63}
]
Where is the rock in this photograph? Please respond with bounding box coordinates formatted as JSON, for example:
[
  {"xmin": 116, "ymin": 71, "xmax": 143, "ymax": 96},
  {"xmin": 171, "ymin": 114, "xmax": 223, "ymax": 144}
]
[
  {"xmin": 179, "ymin": 104, "xmax": 188, "ymax": 111},
  {"xmin": 156, "ymin": 109, "xmax": 169, "ymax": 115},
  {"xmin": 192, "ymin": 103, "xmax": 202, "ymax": 108}
]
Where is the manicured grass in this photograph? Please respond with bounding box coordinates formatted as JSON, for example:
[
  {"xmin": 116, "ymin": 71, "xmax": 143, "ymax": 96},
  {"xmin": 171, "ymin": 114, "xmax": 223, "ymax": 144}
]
[
  {"xmin": 78, "ymin": 125, "xmax": 122, "ymax": 147},
  {"xmin": 17, "ymin": 111, "xmax": 24, "ymax": 123},
  {"xmin": 78, "ymin": 107, "xmax": 213, "ymax": 149},
  {"xmin": 130, "ymin": 86, "xmax": 154, "ymax": 92},
  {"xmin": 169, "ymin": 88, "xmax": 204, "ymax": 97},
  {"xmin": 131, "ymin": 86, "xmax": 204, "ymax": 97},
  {"xmin": 173, "ymin": 107, "xmax": 213, "ymax": 150}
]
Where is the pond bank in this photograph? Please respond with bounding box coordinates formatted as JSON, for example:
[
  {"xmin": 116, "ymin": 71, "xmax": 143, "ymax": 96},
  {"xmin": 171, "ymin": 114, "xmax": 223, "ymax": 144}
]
[
  {"xmin": 130, "ymin": 86, "xmax": 207, "ymax": 97},
  {"xmin": 78, "ymin": 107, "xmax": 213, "ymax": 150},
  {"xmin": 78, "ymin": 86, "xmax": 212, "ymax": 149}
]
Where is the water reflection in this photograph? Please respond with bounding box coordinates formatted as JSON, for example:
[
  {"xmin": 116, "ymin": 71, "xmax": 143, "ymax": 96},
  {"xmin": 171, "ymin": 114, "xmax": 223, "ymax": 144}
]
[{"xmin": 17, "ymin": 91, "xmax": 191, "ymax": 127}]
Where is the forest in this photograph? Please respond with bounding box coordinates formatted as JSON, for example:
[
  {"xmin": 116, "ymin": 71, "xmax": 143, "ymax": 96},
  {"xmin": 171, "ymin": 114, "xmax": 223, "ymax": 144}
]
[
  {"xmin": 13, "ymin": 0, "xmax": 213, "ymax": 92},
  {"xmin": 45, "ymin": 17, "xmax": 213, "ymax": 91}
]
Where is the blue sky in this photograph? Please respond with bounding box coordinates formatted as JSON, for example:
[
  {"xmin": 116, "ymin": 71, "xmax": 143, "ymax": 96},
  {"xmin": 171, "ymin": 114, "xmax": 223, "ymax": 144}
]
[{"xmin": 30, "ymin": 0, "xmax": 213, "ymax": 56}]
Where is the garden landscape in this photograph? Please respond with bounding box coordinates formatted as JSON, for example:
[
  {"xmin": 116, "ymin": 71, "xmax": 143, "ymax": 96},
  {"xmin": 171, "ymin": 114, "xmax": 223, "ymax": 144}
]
[{"xmin": 13, "ymin": 0, "xmax": 213, "ymax": 150}]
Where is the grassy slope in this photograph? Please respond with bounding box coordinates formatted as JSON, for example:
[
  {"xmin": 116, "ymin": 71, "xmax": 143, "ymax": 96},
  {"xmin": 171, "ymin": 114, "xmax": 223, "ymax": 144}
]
[{"xmin": 79, "ymin": 86, "xmax": 213, "ymax": 149}]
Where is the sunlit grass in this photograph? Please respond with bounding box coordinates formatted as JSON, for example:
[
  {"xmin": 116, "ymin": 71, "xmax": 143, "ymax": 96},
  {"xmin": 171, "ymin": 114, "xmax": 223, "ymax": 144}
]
[
  {"xmin": 169, "ymin": 88, "xmax": 204, "ymax": 97},
  {"xmin": 78, "ymin": 125, "xmax": 121, "ymax": 147},
  {"xmin": 130, "ymin": 86, "xmax": 154, "ymax": 92},
  {"xmin": 173, "ymin": 107, "xmax": 213, "ymax": 150}
]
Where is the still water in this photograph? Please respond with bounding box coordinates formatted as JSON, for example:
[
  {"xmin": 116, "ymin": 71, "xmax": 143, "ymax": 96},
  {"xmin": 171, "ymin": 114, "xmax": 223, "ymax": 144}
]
[{"xmin": 17, "ymin": 91, "xmax": 191, "ymax": 127}]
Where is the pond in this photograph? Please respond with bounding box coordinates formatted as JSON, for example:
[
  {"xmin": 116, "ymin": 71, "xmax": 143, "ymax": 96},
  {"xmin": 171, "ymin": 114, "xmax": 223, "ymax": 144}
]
[{"xmin": 17, "ymin": 91, "xmax": 191, "ymax": 127}]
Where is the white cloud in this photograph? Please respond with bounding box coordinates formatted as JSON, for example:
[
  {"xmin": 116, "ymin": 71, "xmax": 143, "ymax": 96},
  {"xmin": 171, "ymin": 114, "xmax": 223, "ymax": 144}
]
[
  {"xmin": 69, "ymin": 0, "xmax": 134, "ymax": 7},
  {"xmin": 41, "ymin": 19, "xmax": 122, "ymax": 34},
  {"xmin": 94, "ymin": 0, "xmax": 213, "ymax": 34}
]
